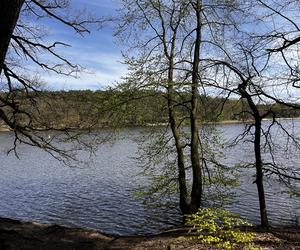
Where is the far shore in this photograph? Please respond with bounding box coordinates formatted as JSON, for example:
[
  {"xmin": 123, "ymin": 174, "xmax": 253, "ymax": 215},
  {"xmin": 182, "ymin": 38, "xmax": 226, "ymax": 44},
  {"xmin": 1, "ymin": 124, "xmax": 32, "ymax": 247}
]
[
  {"xmin": 0, "ymin": 217, "xmax": 299, "ymax": 249},
  {"xmin": 1, "ymin": 117, "xmax": 300, "ymax": 133}
]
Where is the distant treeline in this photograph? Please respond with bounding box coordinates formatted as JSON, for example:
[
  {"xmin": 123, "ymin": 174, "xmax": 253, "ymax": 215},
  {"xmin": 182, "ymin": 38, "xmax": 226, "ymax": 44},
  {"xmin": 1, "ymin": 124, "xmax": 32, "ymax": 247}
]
[{"xmin": 1, "ymin": 90, "xmax": 300, "ymax": 128}]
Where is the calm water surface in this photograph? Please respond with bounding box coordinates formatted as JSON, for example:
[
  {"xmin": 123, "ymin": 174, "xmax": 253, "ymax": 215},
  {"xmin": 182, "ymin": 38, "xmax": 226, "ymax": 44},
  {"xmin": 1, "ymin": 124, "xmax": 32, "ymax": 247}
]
[{"xmin": 0, "ymin": 121, "xmax": 299, "ymax": 235}]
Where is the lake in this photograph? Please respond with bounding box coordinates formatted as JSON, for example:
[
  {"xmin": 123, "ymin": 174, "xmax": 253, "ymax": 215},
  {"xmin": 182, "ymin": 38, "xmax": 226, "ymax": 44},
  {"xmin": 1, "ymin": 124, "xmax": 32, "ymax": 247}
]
[{"xmin": 0, "ymin": 121, "xmax": 299, "ymax": 235}]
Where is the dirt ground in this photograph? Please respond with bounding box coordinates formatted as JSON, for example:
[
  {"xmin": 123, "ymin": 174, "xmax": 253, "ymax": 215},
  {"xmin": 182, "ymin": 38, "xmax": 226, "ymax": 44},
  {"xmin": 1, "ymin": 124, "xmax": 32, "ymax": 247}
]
[{"xmin": 0, "ymin": 218, "xmax": 299, "ymax": 250}]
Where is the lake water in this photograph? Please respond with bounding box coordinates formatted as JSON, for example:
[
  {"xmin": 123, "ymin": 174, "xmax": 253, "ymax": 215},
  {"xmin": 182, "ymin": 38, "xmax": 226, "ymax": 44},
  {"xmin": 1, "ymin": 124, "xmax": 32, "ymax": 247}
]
[{"xmin": 0, "ymin": 121, "xmax": 299, "ymax": 235}]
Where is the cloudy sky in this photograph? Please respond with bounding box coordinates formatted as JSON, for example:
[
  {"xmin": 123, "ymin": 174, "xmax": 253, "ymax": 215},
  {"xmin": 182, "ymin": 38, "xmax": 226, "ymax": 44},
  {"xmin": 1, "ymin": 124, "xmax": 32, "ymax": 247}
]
[{"xmin": 35, "ymin": 0, "xmax": 127, "ymax": 91}]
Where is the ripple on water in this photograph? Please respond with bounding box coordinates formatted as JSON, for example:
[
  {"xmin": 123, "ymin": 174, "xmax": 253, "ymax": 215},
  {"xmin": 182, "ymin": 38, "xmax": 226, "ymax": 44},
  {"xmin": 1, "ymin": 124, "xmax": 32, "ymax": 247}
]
[{"xmin": 0, "ymin": 124, "xmax": 299, "ymax": 235}]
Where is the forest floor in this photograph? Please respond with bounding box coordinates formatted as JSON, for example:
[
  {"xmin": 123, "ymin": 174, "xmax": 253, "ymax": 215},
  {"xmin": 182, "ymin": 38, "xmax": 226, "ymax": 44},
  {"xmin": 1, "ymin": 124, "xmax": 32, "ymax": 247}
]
[{"xmin": 0, "ymin": 218, "xmax": 299, "ymax": 250}]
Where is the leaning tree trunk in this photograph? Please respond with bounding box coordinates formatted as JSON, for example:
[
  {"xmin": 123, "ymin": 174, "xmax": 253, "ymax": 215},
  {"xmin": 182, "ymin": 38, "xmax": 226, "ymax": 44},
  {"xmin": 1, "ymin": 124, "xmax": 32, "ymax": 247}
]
[
  {"xmin": 0, "ymin": 0, "xmax": 24, "ymax": 75},
  {"xmin": 254, "ymin": 118, "xmax": 269, "ymax": 227},
  {"xmin": 240, "ymin": 81, "xmax": 269, "ymax": 228},
  {"xmin": 190, "ymin": 0, "xmax": 203, "ymax": 213},
  {"xmin": 167, "ymin": 61, "xmax": 189, "ymax": 215}
]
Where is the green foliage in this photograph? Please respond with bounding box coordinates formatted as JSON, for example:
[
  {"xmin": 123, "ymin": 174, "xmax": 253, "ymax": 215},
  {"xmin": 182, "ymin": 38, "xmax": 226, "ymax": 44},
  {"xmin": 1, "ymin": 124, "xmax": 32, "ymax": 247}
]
[
  {"xmin": 3, "ymin": 90, "xmax": 299, "ymax": 130},
  {"xmin": 132, "ymin": 129, "xmax": 180, "ymax": 208},
  {"xmin": 133, "ymin": 125, "xmax": 241, "ymax": 210},
  {"xmin": 199, "ymin": 126, "xmax": 240, "ymax": 207},
  {"xmin": 186, "ymin": 208, "xmax": 258, "ymax": 250}
]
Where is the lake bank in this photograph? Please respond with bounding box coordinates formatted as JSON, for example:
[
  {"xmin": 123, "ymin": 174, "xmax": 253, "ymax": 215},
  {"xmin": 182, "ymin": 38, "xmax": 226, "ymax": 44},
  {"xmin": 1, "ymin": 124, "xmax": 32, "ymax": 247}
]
[
  {"xmin": 0, "ymin": 217, "xmax": 299, "ymax": 250},
  {"xmin": 1, "ymin": 117, "xmax": 300, "ymax": 132}
]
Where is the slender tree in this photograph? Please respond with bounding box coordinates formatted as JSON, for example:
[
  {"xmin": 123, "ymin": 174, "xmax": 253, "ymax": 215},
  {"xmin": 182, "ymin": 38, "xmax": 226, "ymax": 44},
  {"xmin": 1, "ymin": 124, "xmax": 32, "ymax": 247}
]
[
  {"xmin": 116, "ymin": 0, "xmax": 192, "ymax": 214},
  {"xmin": 204, "ymin": 39, "xmax": 300, "ymax": 227},
  {"xmin": 189, "ymin": 0, "xmax": 203, "ymax": 212},
  {"xmin": 115, "ymin": 0, "xmax": 242, "ymax": 214}
]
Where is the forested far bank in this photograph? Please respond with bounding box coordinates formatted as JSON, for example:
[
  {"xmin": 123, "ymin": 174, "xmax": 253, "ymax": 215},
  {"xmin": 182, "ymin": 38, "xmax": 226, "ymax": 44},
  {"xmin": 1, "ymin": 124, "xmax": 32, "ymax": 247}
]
[{"xmin": 1, "ymin": 90, "xmax": 300, "ymax": 130}]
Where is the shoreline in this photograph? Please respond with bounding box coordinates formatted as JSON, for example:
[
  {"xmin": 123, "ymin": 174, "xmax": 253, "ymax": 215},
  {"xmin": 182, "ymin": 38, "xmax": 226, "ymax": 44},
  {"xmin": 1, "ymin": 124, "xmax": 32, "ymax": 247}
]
[
  {"xmin": 1, "ymin": 117, "xmax": 300, "ymax": 133},
  {"xmin": 0, "ymin": 217, "xmax": 299, "ymax": 249}
]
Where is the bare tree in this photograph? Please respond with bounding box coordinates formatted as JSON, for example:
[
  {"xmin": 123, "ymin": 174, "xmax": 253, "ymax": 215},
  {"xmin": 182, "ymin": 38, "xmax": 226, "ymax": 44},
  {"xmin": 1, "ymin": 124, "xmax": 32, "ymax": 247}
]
[
  {"xmin": 247, "ymin": 0, "xmax": 300, "ymax": 90},
  {"xmin": 0, "ymin": 0, "xmax": 99, "ymax": 160},
  {"xmin": 203, "ymin": 37, "xmax": 300, "ymax": 227}
]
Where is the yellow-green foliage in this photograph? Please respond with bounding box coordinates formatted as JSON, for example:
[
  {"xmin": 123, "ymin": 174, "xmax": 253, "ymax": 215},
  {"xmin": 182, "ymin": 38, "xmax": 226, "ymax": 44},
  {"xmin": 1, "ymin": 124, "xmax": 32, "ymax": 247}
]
[{"xmin": 186, "ymin": 208, "xmax": 258, "ymax": 250}]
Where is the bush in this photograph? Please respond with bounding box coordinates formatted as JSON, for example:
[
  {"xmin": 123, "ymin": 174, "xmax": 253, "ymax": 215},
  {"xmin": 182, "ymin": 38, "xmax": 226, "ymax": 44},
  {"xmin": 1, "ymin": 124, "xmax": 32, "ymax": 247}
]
[{"xmin": 186, "ymin": 208, "xmax": 259, "ymax": 250}]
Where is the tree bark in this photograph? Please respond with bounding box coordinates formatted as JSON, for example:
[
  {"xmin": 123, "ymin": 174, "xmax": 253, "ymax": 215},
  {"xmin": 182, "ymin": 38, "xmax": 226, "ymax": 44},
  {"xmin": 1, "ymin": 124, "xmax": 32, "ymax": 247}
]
[
  {"xmin": 254, "ymin": 118, "xmax": 269, "ymax": 227},
  {"xmin": 0, "ymin": 0, "xmax": 24, "ymax": 75},
  {"xmin": 167, "ymin": 58, "xmax": 189, "ymax": 215},
  {"xmin": 238, "ymin": 83, "xmax": 269, "ymax": 228},
  {"xmin": 190, "ymin": 0, "xmax": 203, "ymax": 213}
]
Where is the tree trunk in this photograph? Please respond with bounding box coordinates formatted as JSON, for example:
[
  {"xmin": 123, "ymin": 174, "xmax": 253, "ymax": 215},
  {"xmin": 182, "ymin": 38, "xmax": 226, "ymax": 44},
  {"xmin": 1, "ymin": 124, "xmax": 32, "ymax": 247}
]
[
  {"xmin": 239, "ymin": 82, "xmax": 269, "ymax": 228},
  {"xmin": 167, "ymin": 55, "xmax": 189, "ymax": 214},
  {"xmin": 254, "ymin": 118, "xmax": 269, "ymax": 227},
  {"xmin": 190, "ymin": 0, "xmax": 203, "ymax": 213},
  {"xmin": 0, "ymin": 0, "xmax": 24, "ymax": 75},
  {"xmin": 167, "ymin": 83, "xmax": 189, "ymax": 214}
]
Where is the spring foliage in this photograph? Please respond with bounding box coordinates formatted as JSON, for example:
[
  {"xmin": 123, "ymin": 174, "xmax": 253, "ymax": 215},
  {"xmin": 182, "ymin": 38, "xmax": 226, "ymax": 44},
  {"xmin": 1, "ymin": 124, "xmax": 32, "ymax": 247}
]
[{"xmin": 186, "ymin": 208, "xmax": 259, "ymax": 250}]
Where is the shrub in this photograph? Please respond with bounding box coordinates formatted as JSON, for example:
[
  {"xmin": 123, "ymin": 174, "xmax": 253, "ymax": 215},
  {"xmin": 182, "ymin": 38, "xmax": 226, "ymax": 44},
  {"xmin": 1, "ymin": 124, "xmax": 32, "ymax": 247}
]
[{"xmin": 186, "ymin": 208, "xmax": 258, "ymax": 249}]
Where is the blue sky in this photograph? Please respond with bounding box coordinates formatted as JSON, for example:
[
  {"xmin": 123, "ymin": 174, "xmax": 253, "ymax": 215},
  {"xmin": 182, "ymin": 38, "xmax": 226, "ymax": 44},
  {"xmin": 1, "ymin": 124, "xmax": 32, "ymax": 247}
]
[
  {"xmin": 34, "ymin": 0, "xmax": 127, "ymax": 90},
  {"xmin": 20, "ymin": 0, "xmax": 300, "ymax": 99}
]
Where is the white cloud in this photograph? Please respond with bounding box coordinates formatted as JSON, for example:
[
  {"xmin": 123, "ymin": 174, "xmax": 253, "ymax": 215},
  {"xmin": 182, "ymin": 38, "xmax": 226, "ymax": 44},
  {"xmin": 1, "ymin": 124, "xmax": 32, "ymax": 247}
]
[
  {"xmin": 77, "ymin": 0, "xmax": 121, "ymax": 9},
  {"xmin": 40, "ymin": 52, "xmax": 127, "ymax": 90}
]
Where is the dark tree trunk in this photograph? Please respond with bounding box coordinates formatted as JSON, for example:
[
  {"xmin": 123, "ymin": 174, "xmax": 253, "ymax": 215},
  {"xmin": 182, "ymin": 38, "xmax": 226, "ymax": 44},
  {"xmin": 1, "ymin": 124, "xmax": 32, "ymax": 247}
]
[
  {"xmin": 239, "ymin": 83, "xmax": 269, "ymax": 228},
  {"xmin": 162, "ymin": 16, "xmax": 190, "ymax": 214},
  {"xmin": 0, "ymin": 0, "xmax": 24, "ymax": 75},
  {"xmin": 190, "ymin": 0, "xmax": 203, "ymax": 213},
  {"xmin": 168, "ymin": 91, "xmax": 189, "ymax": 214},
  {"xmin": 254, "ymin": 118, "xmax": 269, "ymax": 227},
  {"xmin": 167, "ymin": 63, "xmax": 189, "ymax": 215}
]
